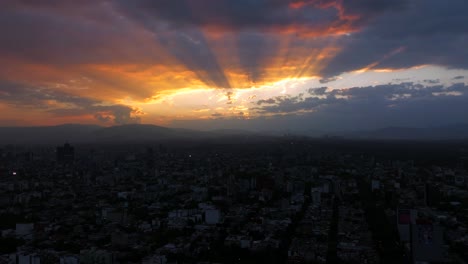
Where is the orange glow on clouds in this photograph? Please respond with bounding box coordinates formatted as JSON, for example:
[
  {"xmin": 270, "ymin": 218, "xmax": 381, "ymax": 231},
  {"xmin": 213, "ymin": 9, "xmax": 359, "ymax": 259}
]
[{"xmin": 3, "ymin": 1, "xmax": 460, "ymax": 127}]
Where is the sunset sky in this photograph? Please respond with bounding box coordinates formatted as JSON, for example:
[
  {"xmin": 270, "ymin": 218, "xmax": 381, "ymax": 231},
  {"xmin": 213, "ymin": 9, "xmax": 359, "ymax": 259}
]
[{"xmin": 1, "ymin": 0, "xmax": 467, "ymax": 131}]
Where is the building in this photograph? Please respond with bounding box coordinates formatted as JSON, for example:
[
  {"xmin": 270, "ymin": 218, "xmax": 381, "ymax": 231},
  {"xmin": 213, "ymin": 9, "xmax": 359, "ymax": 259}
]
[
  {"xmin": 411, "ymin": 224, "xmax": 447, "ymax": 263},
  {"xmin": 311, "ymin": 188, "xmax": 321, "ymax": 206},
  {"xmin": 205, "ymin": 208, "xmax": 221, "ymax": 225},
  {"xmin": 57, "ymin": 143, "xmax": 74, "ymax": 164}
]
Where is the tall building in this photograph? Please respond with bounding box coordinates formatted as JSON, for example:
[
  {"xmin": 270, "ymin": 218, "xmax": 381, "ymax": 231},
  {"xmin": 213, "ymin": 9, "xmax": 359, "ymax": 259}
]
[
  {"xmin": 146, "ymin": 147, "xmax": 155, "ymax": 171},
  {"xmin": 311, "ymin": 188, "xmax": 322, "ymax": 206},
  {"xmin": 57, "ymin": 143, "xmax": 75, "ymax": 164},
  {"xmin": 397, "ymin": 208, "xmax": 417, "ymax": 242},
  {"xmin": 411, "ymin": 224, "xmax": 446, "ymax": 262}
]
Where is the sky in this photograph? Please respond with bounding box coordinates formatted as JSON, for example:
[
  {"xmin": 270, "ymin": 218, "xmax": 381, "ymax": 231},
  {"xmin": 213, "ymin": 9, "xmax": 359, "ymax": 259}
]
[{"xmin": 0, "ymin": 0, "xmax": 467, "ymax": 132}]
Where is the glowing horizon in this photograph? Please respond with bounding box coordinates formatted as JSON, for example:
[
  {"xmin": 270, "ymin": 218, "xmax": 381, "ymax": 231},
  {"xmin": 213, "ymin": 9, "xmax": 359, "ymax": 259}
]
[{"xmin": 1, "ymin": 0, "xmax": 467, "ymax": 129}]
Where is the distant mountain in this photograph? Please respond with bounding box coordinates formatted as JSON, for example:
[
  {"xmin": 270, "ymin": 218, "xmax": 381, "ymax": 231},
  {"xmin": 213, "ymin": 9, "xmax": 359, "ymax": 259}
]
[
  {"xmin": 0, "ymin": 124, "xmax": 263, "ymax": 144},
  {"xmin": 343, "ymin": 124, "xmax": 468, "ymax": 140},
  {"xmin": 1, "ymin": 123, "xmax": 467, "ymax": 144},
  {"xmin": 94, "ymin": 124, "xmax": 173, "ymax": 142},
  {"xmin": 0, "ymin": 124, "xmax": 102, "ymax": 144},
  {"xmin": 209, "ymin": 129, "xmax": 260, "ymax": 136}
]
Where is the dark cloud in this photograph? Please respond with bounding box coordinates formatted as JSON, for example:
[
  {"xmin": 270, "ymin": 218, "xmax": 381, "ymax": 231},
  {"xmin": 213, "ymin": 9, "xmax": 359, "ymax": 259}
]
[
  {"xmin": 0, "ymin": 81, "xmax": 141, "ymax": 125},
  {"xmin": 248, "ymin": 83, "xmax": 468, "ymax": 130},
  {"xmin": 319, "ymin": 77, "xmax": 339, "ymax": 84},
  {"xmin": 94, "ymin": 113, "xmax": 112, "ymax": 123},
  {"xmin": 6, "ymin": 0, "xmax": 405, "ymax": 33},
  {"xmin": 110, "ymin": 105, "xmax": 142, "ymax": 125},
  {"xmin": 0, "ymin": 81, "xmax": 94, "ymax": 109},
  {"xmin": 49, "ymin": 105, "xmax": 141, "ymax": 126},
  {"xmin": 321, "ymin": 0, "xmax": 468, "ymax": 76},
  {"xmin": 0, "ymin": 2, "xmax": 148, "ymax": 65},
  {"xmin": 174, "ymin": 83, "xmax": 468, "ymax": 132},
  {"xmin": 423, "ymin": 79, "xmax": 440, "ymax": 84},
  {"xmin": 392, "ymin": 78, "xmax": 411, "ymax": 82},
  {"xmin": 256, "ymin": 98, "xmax": 276, "ymax": 105},
  {"xmin": 211, "ymin": 113, "xmax": 224, "ymax": 118},
  {"xmin": 341, "ymin": 0, "xmax": 409, "ymax": 13},
  {"xmin": 151, "ymin": 30, "xmax": 233, "ymax": 89},
  {"xmin": 453, "ymin": 76, "xmax": 465, "ymax": 80},
  {"xmin": 237, "ymin": 32, "xmax": 280, "ymax": 83},
  {"xmin": 115, "ymin": 0, "xmax": 340, "ymax": 32},
  {"xmin": 308, "ymin": 87, "xmax": 328, "ymax": 95},
  {"xmin": 1, "ymin": 0, "xmax": 466, "ymax": 93},
  {"xmin": 253, "ymin": 93, "xmax": 342, "ymax": 114},
  {"xmin": 109, "ymin": 0, "xmax": 352, "ymax": 87}
]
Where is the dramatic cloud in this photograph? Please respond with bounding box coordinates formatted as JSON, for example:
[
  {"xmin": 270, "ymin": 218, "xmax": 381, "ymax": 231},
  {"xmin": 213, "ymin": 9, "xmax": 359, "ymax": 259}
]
[
  {"xmin": 0, "ymin": 0, "xmax": 467, "ymax": 127},
  {"xmin": 319, "ymin": 77, "xmax": 339, "ymax": 84},
  {"xmin": 2, "ymin": 0, "xmax": 461, "ymax": 93},
  {"xmin": 116, "ymin": 0, "xmax": 349, "ymax": 33},
  {"xmin": 249, "ymin": 83, "xmax": 468, "ymax": 130},
  {"xmin": 173, "ymin": 82, "xmax": 468, "ymax": 132},
  {"xmin": 321, "ymin": 0, "xmax": 468, "ymax": 77},
  {"xmin": 423, "ymin": 79, "xmax": 440, "ymax": 84},
  {"xmin": 308, "ymin": 87, "xmax": 328, "ymax": 95},
  {"xmin": 0, "ymin": 81, "xmax": 142, "ymax": 125}
]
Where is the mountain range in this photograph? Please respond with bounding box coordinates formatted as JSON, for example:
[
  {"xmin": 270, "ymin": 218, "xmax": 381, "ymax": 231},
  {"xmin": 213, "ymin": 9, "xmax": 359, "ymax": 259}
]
[
  {"xmin": 0, "ymin": 124, "xmax": 263, "ymax": 144},
  {"xmin": 0, "ymin": 123, "xmax": 467, "ymax": 144},
  {"xmin": 342, "ymin": 123, "xmax": 468, "ymax": 140}
]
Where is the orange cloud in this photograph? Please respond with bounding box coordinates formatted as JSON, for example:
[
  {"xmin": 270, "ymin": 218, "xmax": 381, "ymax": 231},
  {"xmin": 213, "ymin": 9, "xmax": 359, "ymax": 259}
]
[{"xmin": 0, "ymin": 0, "xmax": 404, "ymax": 126}]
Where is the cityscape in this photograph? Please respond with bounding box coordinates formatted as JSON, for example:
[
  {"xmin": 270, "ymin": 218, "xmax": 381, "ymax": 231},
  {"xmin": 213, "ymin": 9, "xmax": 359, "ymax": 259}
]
[
  {"xmin": 1, "ymin": 133, "xmax": 468, "ymax": 263},
  {"xmin": 1, "ymin": 0, "xmax": 468, "ymax": 263}
]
